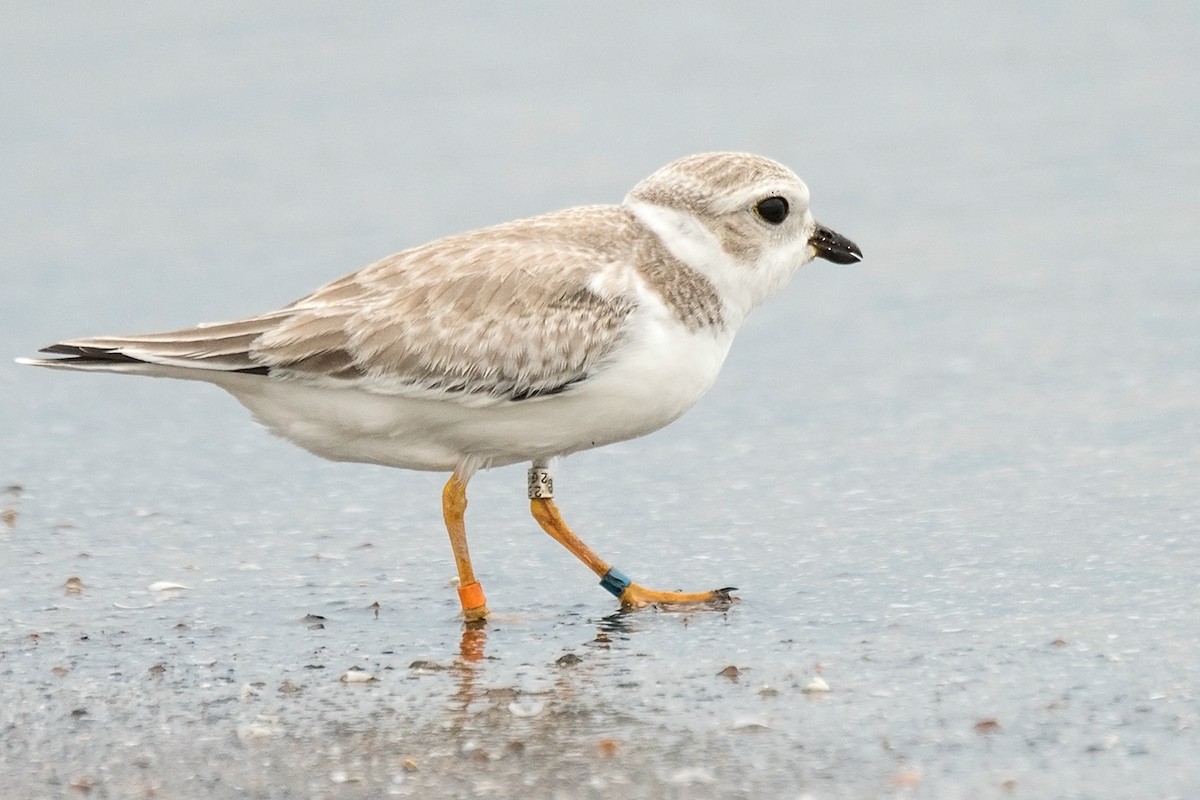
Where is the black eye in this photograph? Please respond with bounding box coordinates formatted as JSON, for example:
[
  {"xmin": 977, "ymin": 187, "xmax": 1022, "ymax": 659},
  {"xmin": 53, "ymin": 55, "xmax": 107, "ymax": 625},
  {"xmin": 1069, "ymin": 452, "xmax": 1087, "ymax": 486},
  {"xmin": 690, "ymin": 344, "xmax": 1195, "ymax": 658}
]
[{"xmin": 755, "ymin": 196, "xmax": 789, "ymax": 224}]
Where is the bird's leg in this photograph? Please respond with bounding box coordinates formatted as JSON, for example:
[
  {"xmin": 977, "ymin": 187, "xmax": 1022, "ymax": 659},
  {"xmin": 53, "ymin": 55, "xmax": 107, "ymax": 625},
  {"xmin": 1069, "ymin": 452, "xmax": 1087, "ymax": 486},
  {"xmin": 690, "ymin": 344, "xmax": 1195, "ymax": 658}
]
[
  {"xmin": 442, "ymin": 473, "xmax": 489, "ymax": 620},
  {"xmin": 527, "ymin": 466, "xmax": 735, "ymax": 609}
]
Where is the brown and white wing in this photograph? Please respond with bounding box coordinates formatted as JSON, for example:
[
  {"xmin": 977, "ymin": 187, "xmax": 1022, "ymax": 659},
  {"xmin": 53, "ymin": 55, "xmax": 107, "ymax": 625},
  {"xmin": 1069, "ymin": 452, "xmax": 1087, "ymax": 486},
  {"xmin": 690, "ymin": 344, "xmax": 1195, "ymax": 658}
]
[{"xmin": 21, "ymin": 207, "xmax": 642, "ymax": 404}]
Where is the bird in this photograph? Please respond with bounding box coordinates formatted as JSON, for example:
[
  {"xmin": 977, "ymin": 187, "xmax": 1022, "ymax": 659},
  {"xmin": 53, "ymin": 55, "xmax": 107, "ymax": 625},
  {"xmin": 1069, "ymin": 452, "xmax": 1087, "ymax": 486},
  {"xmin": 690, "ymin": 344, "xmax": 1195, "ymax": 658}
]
[{"xmin": 19, "ymin": 152, "xmax": 862, "ymax": 620}]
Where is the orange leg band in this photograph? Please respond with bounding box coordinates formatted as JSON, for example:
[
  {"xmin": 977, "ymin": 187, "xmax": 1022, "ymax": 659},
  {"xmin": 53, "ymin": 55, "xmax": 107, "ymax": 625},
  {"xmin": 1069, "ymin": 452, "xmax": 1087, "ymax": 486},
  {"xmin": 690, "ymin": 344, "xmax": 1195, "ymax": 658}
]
[{"xmin": 457, "ymin": 580, "xmax": 487, "ymax": 612}]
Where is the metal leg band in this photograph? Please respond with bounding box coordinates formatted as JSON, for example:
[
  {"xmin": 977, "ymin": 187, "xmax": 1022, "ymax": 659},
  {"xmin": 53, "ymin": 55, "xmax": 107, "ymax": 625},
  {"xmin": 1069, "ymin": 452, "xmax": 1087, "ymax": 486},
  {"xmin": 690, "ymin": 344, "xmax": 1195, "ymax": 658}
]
[
  {"xmin": 528, "ymin": 467, "xmax": 554, "ymax": 499},
  {"xmin": 599, "ymin": 567, "xmax": 632, "ymax": 598}
]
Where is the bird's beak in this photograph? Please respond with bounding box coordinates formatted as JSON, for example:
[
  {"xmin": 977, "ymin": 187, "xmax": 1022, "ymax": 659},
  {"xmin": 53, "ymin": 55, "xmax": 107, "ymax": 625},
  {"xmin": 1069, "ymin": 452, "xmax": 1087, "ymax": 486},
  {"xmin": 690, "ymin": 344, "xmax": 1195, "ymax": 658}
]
[{"xmin": 809, "ymin": 223, "xmax": 863, "ymax": 264}]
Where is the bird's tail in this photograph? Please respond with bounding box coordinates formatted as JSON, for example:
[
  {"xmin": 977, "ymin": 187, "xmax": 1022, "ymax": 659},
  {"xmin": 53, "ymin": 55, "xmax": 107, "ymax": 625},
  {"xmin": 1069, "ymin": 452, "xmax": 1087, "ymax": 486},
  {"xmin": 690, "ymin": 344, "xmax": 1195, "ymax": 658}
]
[{"xmin": 16, "ymin": 314, "xmax": 291, "ymax": 377}]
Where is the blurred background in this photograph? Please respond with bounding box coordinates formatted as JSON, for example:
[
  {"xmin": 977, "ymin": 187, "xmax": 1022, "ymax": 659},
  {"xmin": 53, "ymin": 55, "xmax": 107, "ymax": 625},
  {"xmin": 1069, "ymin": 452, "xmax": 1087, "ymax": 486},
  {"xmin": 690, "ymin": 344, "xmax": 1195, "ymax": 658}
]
[{"xmin": 2, "ymin": 4, "xmax": 1197, "ymax": 798}]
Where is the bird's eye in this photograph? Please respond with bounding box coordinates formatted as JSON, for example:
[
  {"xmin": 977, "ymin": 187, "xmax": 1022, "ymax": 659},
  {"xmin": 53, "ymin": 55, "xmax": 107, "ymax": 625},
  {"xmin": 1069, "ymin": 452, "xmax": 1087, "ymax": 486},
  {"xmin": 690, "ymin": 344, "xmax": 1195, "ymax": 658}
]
[{"xmin": 755, "ymin": 196, "xmax": 789, "ymax": 224}]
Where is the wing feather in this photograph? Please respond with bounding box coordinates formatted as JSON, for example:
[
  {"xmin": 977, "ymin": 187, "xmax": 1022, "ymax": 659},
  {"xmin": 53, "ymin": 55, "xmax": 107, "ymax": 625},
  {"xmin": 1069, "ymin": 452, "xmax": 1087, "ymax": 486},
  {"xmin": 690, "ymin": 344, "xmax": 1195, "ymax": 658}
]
[
  {"xmin": 28, "ymin": 206, "xmax": 647, "ymax": 402},
  {"xmin": 257, "ymin": 206, "xmax": 643, "ymax": 400}
]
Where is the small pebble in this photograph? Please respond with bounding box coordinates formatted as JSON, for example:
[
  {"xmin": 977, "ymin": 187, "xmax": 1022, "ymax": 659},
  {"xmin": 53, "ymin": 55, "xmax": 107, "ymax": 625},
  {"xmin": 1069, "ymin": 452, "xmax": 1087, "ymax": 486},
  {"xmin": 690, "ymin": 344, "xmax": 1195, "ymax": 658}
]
[
  {"xmin": 507, "ymin": 699, "xmax": 545, "ymax": 718},
  {"xmin": 148, "ymin": 581, "xmax": 190, "ymax": 592},
  {"xmin": 802, "ymin": 676, "xmax": 830, "ymax": 693},
  {"xmin": 730, "ymin": 718, "xmax": 770, "ymax": 731},
  {"xmin": 974, "ymin": 718, "xmax": 1001, "ymax": 734},
  {"xmin": 339, "ymin": 669, "xmax": 377, "ymax": 684},
  {"xmin": 69, "ymin": 776, "xmax": 95, "ymax": 793},
  {"xmin": 236, "ymin": 723, "xmax": 276, "ymax": 741},
  {"xmin": 667, "ymin": 767, "xmax": 716, "ymax": 786}
]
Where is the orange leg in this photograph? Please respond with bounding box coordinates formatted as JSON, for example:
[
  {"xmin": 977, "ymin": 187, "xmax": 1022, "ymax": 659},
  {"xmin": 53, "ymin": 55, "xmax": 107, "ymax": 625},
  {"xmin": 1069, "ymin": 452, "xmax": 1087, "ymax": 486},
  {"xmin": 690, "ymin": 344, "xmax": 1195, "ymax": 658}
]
[
  {"xmin": 442, "ymin": 473, "xmax": 489, "ymax": 620},
  {"xmin": 527, "ymin": 467, "xmax": 735, "ymax": 609}
]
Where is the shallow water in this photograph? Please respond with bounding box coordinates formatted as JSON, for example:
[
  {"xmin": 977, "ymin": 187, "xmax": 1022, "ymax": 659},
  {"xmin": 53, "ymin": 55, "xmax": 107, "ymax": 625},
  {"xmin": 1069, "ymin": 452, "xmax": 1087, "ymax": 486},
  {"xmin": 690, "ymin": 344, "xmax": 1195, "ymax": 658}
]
[{"xmin": 3, "ymin": 4, "xmax": 1199, "ymax": 798}]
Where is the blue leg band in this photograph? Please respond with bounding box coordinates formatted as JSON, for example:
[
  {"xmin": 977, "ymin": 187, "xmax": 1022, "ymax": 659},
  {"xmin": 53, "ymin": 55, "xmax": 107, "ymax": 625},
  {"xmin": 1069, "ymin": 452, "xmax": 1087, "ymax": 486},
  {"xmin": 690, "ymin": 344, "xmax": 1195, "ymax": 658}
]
[{"xmin": 599, "ymin": 567, "xmax": 632, "ymax": 598}]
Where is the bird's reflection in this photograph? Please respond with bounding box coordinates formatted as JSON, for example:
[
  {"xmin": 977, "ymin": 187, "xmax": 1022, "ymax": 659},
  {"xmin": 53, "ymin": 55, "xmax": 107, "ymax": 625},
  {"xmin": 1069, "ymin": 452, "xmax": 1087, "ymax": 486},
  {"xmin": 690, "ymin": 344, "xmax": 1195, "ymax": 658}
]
[
  {"xmin": 448, "ymin": 619, "xmax": 488, "ymax": 715},
  {"xmin": 595, "ymin": 609, "xmax": 640, "ymax": 636},
  {"xmin": 433, "ymin": 603, "xmax": 735, "ymax": 754},
  {"xmin": 447, "ymin": 610, "xmax": 642, "ymax": 711},
  {"xmin": 458, "ymin": 619, "xmax": 488, "ymax": 663},
  {"xmin": 443, "ymin": 601, "xmax": 733, "ymax": 720}
]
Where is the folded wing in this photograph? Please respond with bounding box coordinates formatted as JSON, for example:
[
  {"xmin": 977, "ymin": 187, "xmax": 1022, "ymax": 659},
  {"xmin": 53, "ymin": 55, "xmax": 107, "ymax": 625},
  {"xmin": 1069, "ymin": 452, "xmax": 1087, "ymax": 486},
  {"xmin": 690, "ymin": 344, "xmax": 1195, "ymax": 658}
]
[{"xmin": 21, "ymin": 207, "xmax": 641, "ymax": 404}]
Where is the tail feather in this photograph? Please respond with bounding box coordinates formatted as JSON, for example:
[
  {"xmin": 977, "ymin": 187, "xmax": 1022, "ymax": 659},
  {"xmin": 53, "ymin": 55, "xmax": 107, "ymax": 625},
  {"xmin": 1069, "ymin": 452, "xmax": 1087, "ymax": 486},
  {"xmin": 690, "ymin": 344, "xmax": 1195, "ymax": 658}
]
[
  {"xmin": 51, "ymin": 313, "xmax": 292, "ymax": 347},
  {"xmin": 42, "ymin": 334, "xmax": 257, "ymax": 359},
  {"xmin": 17, "ymin": 316, "xmax": 287, "ymax": 375}
]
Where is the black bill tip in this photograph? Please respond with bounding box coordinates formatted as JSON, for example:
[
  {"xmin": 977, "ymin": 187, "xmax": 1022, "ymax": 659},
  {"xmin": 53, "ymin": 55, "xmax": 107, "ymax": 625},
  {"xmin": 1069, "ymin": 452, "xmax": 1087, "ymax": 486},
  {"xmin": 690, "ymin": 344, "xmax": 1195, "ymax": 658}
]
[{"xmin": 809, "ymin": 223, "xmax": 863, "ymax": 264}]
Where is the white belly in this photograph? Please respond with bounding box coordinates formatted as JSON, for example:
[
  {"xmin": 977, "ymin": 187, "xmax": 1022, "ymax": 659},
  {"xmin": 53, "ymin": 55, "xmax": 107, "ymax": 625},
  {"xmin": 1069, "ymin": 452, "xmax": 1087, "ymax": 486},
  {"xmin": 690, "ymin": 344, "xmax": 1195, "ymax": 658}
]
[{"xmin": 217, "ymin": 312, "xmax": 733, "ymax": 472}]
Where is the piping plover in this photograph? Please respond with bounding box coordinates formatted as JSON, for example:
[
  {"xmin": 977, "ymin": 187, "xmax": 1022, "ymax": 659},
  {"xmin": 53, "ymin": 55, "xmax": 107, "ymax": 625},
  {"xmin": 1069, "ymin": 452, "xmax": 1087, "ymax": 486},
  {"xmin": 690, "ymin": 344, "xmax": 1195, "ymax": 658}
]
[{"xmin": 20, "ymin": 152, "xmax": 862, "ymax": 619}]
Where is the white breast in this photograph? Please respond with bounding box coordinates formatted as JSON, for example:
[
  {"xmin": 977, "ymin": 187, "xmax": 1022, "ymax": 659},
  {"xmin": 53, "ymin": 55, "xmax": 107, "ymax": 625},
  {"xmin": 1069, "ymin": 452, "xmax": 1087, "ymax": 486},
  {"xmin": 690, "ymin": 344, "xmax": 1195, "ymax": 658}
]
[{"xmin": 217, "ymin": 294, "xmax": 734, "ymax": 472}]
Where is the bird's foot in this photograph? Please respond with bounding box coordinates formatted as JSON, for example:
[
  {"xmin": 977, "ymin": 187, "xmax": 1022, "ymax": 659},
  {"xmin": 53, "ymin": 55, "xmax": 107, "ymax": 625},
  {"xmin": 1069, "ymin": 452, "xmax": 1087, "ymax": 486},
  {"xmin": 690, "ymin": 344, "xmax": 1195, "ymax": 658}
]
[
  {"xmin": 617, "ymin": 582, "xmax": 738, "ymax": 610},
  {"xmin": 461, "ymin": 604, "xmax": 490, "ymax": 621}
]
